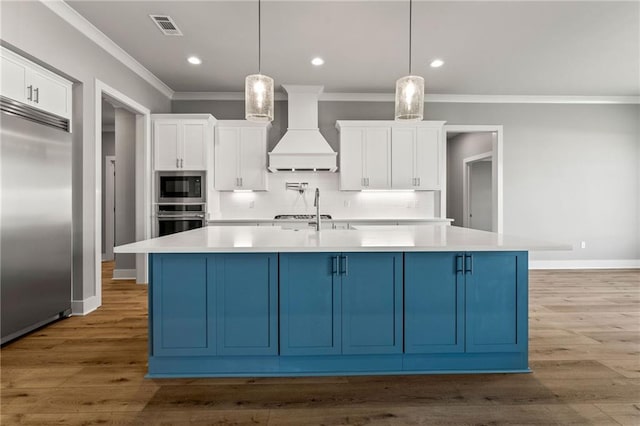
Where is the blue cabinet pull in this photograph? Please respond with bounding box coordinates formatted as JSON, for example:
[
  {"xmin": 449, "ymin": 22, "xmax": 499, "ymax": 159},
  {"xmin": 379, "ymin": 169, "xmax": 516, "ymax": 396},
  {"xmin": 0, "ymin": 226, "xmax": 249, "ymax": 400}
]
[
  {"xmin": 332, "ymin": 256, "xmax": 338, "ymax": 275},
  {"xmin": 455, "ymin": 255, "xmax": 464, "ymax": 273},
  {"xmin": 340, "ymin": 255, "xmax": 348, "ymax": 275},
  {"xmin": 465, "ymin": 254, "xmax": 473, "ymax": 274}
]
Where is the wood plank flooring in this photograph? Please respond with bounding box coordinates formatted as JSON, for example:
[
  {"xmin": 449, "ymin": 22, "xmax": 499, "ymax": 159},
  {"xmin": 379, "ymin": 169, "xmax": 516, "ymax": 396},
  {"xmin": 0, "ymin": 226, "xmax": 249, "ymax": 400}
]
[{"xmin": 2, "ymin": 263, "xmax": 639, "ymax": 425}]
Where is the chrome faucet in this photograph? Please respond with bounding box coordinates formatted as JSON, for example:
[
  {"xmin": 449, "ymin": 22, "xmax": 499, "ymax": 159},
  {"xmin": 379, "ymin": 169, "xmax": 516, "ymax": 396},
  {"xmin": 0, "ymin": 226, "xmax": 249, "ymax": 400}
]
[{"xmin": 313, "ymin": 188, "xmax": 320, "ymax": 231}]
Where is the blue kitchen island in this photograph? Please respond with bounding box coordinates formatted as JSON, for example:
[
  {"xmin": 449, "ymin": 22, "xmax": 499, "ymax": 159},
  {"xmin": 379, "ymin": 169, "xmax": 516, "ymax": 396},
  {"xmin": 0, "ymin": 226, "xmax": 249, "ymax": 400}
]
[{"xmin": 115, "ymin": 225, "xmax": 566, "ymax": 378}]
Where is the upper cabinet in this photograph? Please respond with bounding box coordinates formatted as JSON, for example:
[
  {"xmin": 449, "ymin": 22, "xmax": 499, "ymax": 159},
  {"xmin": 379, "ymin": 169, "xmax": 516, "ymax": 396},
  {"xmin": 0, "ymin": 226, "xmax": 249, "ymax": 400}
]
[
  {"xmin": 0, "ymin": 46, "xmax": 72, "ymax": 120},
  {"xmin": 391, "ymin": 124, "xmax": 443, "ymax": 190},
  {"xmin": 152, "ymin": 114, "xmax": 215, "ymax": 171},
  {"xmin": 215, "ymin": 120, "xmax": 270, "ymax": 191},
  {"xmin": 338, "ymin": 125, "xmax": 391, "ymax": 190},
  {"xmin": 337, "ymin": 121, "xmax": 445, "ymax": 191}
]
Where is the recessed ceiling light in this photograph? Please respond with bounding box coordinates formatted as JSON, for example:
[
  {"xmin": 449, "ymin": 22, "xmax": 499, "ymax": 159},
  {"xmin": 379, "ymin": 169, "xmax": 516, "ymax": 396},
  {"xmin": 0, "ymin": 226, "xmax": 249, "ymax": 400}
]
[
  {"xmin": 187, "ymin": 56, "xmax": 202, "ymax": 65},
  {"xmin": 430, "ymin": 59, "xmax": 444, "ymax": 68},
  {"xmin": 311, "ymin": 57, "xmax": 325, "ymax": 66}
]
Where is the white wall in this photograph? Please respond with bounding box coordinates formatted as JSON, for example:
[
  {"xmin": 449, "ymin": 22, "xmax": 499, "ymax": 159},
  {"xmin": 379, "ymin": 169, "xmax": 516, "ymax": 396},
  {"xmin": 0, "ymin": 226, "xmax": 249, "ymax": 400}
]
[
  {"xmin": 446, "ymin": 132, "xmax": 494, "ymax": 226},
  {"xmin": 114, "ymin": 109, "xmax": 136, "ymax": 271},
  {"xmin": 1, "ymin": 1, "xmax": 171, "ymax": 310},
  {"xmin": 100, "ymin": 130, "xmax": 114, "ymax": 254},
  {"xmin": 174, "ymin": 99, "xmax": 640, "ymax": 262}
]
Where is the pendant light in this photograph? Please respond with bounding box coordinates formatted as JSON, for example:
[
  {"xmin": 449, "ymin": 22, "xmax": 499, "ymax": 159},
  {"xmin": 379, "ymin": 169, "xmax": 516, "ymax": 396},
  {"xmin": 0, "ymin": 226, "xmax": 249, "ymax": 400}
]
[
  {"xmin": 394, "ymin": 0, "xmax": 424, "ymax": 121},
  {"xmin": 245, "ymin": 0, "xmax": 274, "ymax": 122}
]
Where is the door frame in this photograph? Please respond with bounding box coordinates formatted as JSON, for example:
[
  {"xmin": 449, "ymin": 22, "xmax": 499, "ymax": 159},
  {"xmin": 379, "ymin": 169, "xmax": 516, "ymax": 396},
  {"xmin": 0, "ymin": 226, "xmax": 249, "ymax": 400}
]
[
  {"xmin": 103, "ymin": 155, "xmax": 116, "ymax": 261},
  {"xmin": 462, "ymin": 151, "xmax": 493, "ymax": 229},
  {"xmin": 444, "ymin": 125, "xmax": 504, "ymax": 233},
  {"xmin": 95, "ymin": 79, "xmax": 152, "ymax": 297}
]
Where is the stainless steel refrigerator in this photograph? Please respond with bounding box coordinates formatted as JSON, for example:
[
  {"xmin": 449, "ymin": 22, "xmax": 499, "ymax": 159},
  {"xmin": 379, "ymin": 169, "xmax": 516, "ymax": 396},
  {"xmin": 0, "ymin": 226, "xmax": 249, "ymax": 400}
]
[{"xmin": 1, "ymin": 96, "xmax": 72, "ymax": 344}]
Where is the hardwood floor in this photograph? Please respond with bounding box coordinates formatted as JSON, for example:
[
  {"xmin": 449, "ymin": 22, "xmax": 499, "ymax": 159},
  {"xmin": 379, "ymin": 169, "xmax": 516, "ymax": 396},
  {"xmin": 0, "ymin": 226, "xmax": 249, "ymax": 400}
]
[{"xmin": 2, "ymin": 263, "xmax": 639, "ymax": 425}]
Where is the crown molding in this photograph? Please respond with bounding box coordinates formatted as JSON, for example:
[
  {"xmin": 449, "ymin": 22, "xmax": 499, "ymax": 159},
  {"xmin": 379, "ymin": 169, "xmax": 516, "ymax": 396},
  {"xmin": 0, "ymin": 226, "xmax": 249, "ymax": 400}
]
[
  {"xmin": 172, "ymin": 91, "xmax": 640, "ymax": 104},
  {"xmin": 41, "ymin": 0, "xmax": 174, "ymax": 99}
]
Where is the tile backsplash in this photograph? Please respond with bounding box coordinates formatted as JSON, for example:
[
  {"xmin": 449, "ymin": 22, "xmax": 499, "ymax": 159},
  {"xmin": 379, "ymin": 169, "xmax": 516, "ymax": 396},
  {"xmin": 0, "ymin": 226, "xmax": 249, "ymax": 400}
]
[{"xmin": 208, "ymin": 172, "xmax": 437, "ymax": 219}]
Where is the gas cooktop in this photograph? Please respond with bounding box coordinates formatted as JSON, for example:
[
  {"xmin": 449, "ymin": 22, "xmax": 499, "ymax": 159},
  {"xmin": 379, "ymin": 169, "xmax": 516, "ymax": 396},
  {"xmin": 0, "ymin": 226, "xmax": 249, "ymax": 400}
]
[{"xmin": 274, "ymin": 214, "xmax": 332, "ymax": 220}]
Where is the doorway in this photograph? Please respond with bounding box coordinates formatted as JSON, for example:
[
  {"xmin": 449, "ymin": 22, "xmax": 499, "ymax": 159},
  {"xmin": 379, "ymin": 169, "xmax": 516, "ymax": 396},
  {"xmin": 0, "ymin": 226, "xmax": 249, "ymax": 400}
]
[
  {"xmin": 103, "ymin": 156, "xmax": 115, "ymax": 261},
  {"xmin": 463, "ymin": 152, "xmax": 493, "ymax": 231},
  {"xmin": 444, "ymin": 125, "xmax": 503, "ymax": 233},
  {"xmin": 94, "ymin": 80, "xmax": 152, "ymax": 308}
]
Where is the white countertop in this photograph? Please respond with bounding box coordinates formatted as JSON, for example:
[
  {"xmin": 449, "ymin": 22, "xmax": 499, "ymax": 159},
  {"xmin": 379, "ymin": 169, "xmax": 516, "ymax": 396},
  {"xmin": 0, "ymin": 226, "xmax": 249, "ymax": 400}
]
[
  {"xmin": 115, "ymin": 225, "xmax": 570, "ymax": 254},
  {"xmin": 207, "ymin": 217, "xmax": 453, "ymax": 224}
]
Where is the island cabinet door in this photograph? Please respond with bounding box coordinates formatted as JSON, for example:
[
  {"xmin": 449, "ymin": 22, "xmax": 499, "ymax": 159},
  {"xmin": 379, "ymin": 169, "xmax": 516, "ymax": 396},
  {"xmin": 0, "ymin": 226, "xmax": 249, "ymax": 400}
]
[
  {"xmin": 213, "ymin": 254, "xmax": 278, "ymax": 356},
  {"xmin": 151, "ymin": 254, "xmax": 214, "ymax": 356},
  {"xmin": 280, "ymin": 253, "xmax": 341, "ymax": 355},
  {"xmin": 465, "ymin": 251, "xmax": 528, "ymax": 353},
  {"xmin": 404, "ymin": 252, "xmax": 465, "ymax": 354},
  {"xmin": 341, "ymin": 253, "xmax": 403, "ymax": 354}
]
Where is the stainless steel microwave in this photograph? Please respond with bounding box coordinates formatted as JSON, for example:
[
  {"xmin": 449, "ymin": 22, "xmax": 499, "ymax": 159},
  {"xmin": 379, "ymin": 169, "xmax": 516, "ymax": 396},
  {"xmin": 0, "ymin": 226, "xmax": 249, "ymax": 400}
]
[{"xmin": 156, "ymin": 172, "xmax": 205, "ymax": 203}]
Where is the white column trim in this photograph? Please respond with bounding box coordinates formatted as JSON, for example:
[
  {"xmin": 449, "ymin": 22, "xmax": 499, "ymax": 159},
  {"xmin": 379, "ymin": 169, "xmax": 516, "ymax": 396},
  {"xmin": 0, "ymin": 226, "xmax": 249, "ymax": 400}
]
[{"xmin": 71, "ymin": 295, "xmax": 100, "ymax": 316}]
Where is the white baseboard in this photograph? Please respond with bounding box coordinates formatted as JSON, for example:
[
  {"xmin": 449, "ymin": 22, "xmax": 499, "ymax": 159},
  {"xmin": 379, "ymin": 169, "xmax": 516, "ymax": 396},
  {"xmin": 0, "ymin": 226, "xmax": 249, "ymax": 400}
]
[
  {"xmin": 529, "ymin": 259, "xmax": 640, "ymax": 270},
  {"xmin": 112, "ymin": 268, "xmax": 137, "ymax": 280},
  {"xmin": 71, "ymin": 295, "xmax": 100, "ymax": 316}
]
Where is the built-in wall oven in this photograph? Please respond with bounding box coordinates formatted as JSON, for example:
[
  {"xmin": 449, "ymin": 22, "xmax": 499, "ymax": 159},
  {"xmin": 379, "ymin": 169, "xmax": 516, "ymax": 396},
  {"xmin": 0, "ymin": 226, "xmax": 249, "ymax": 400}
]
[
  {"xmin": 156, "ymin": 204, "xmax": 206, "ymax": 237},
  {"xmin": 157, "ymin": 171, "xmax": 205, "ymax": 203}
]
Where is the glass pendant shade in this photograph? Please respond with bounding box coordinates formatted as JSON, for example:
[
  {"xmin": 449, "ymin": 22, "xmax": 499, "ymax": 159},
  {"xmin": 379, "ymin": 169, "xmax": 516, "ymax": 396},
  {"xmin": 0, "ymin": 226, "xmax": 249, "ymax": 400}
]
[
  {"xmin": 245, "ymin": 74, "xmax": 274, "ymax": 122},
  {"xmin": 394, "ymin": 75, "xmax": 424, "ymax": 121}
]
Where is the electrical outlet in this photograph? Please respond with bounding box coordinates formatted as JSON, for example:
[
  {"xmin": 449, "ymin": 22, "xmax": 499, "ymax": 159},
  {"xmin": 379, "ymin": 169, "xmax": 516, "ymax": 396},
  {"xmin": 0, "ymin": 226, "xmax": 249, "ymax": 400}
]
[{"xmin": 580, "ymin": 241, "xmax": 586, "ymax": 249}]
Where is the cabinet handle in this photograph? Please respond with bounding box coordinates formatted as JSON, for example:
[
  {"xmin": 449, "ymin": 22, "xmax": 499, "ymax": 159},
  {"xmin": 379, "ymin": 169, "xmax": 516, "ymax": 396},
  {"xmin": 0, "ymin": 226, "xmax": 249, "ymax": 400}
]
[
  {"xmin": 340, "ymin": 255, "xmax": 348, "ymax": 275},
  {"xmin": 27, "ymin": 85, "xmax": 33, "ymax": 101},
  {"xmin": 455, "ymin": 255, "xmax": 464, "ymax": 273},
  {"xmin": 332, "ymin": 256, "xmax": 338, "ymax": 275},
  {"xmin": 33, "ymin": 87, "xmax": 39, "ymax": 103},
  {"xmin": 240, "ymin": 177, "xmax": 243, "ymax": 187},
  {"xmin": 180, "ymin": 158, "xmax": 184, "ymax": 168},
  {"xmin": 176, "ymin": 158, "xmax": 179, "ymax": 168},
  {"xmin": 417, "ymin": 177, "xmax": 421, "ymax": 186},
  {"xmin": 465, "ymin": 254, "xmax": 473, "ymax": 274}
]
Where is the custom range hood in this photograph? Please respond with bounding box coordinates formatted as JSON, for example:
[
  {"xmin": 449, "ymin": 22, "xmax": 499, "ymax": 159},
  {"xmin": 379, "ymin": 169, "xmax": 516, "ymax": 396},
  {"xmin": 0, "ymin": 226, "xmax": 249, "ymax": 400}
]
[{"xmin": 268, "ymin": 85, "xmax": 337, "ymax": 172}]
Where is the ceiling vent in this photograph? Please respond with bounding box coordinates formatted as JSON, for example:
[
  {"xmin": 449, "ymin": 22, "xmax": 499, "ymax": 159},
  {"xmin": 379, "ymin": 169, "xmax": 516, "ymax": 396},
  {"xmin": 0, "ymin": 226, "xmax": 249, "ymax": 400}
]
[{"xmin": 149, "ymin": 15, "xmax": 183, "ymax": 36}]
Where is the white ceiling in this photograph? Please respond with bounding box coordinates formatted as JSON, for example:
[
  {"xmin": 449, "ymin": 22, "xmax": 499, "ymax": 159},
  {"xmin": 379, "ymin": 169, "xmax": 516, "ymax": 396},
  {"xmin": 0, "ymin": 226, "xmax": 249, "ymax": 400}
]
[{"xmin": 67, "ymin": 1, "xmax": 639, "ymax": 96}]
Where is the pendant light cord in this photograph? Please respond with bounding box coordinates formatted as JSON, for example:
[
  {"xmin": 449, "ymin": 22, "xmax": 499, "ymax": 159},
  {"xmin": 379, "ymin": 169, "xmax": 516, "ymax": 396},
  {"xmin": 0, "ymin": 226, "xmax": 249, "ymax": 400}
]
[
  {"xmin": 258, "ymin": 0, "xmax": 262, "ymax": 74},
  {"xmin": 408, "ymin": 0, "xmax": 412, "ymax": 74}
]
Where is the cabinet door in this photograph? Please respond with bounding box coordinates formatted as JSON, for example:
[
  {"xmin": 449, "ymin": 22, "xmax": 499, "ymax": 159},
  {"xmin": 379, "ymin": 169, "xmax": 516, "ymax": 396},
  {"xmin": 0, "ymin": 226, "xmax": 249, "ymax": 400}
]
[
  {"xmin": 151, "ymin": 254, "xmax": 213, "ymax": 356},
  {"xmin": 28, "ymin": 68, "xmax": 71, "ymax": 119},
  {"xmin": 0, "ymin": 53, "xmax": 28, "ymax": 104},
  {"xmin": 415, "ymin": 127, "xmax": 441, "ymax": 189},
  {"xmin": 391, "ymin": 127, "xmax": 416, "ymax": 189},
  {"xmin": 405, "ymin": 252, "xmax": 464, "ymax": 353},
  {"xmin": 342, "ymin": 253, "xmax": 403, "ymax": 354},
  {"xmin": 214, "ymin": 254, "xmax": 278, "ymax": 356},
  {"xmin": 214, "ymin": 127, "xmax": 240, "ymax": 190},
  {"xmin": 465, "ymin": 251, "xmax": 527, "ymax": 353},
  {"xmin": 339, "ymin": 127, "xmax": 365, "ymax": 190},
  {"xmin": 239, "ymin": 127, "xmax": 267, "ymax": 190},
  {"xmin": 154, "ymin": 121, "xmax": 181, "ymax": 170},
  {"xmin": 280, "ymin": 253, "xmax": 341, "ymax": 355},
  {"xmin": 364, "ymin": 128, "xmax": 391, "ymax": 189},
  {"xmin": 181, "ymin": 122, "xmax": 208, "ymax": 170}
]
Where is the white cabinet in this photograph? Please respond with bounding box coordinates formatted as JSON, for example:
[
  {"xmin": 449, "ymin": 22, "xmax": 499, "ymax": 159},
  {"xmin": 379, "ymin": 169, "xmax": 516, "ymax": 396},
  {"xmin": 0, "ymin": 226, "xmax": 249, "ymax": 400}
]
[
  {"xmin": 0, "ymin": 46, "xmax": 72, "ymax": 120},
  {"xmin": 337, "ymin": 120, "xmax": 444, "ymax": 191},
  {"xmin": 152, "ymin": 115, "xmax": 215, "ymax": 171},
  {"xmin": 215, "ymin": 121, "xmax": 270, "ymax": 191},
  {"xmin": 391, "ymin": 125, "xmax": 442, "ymax": 190},
  {"xmin": 338, "ymin": 125, "xmax": 391, "ymax": 190}
]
